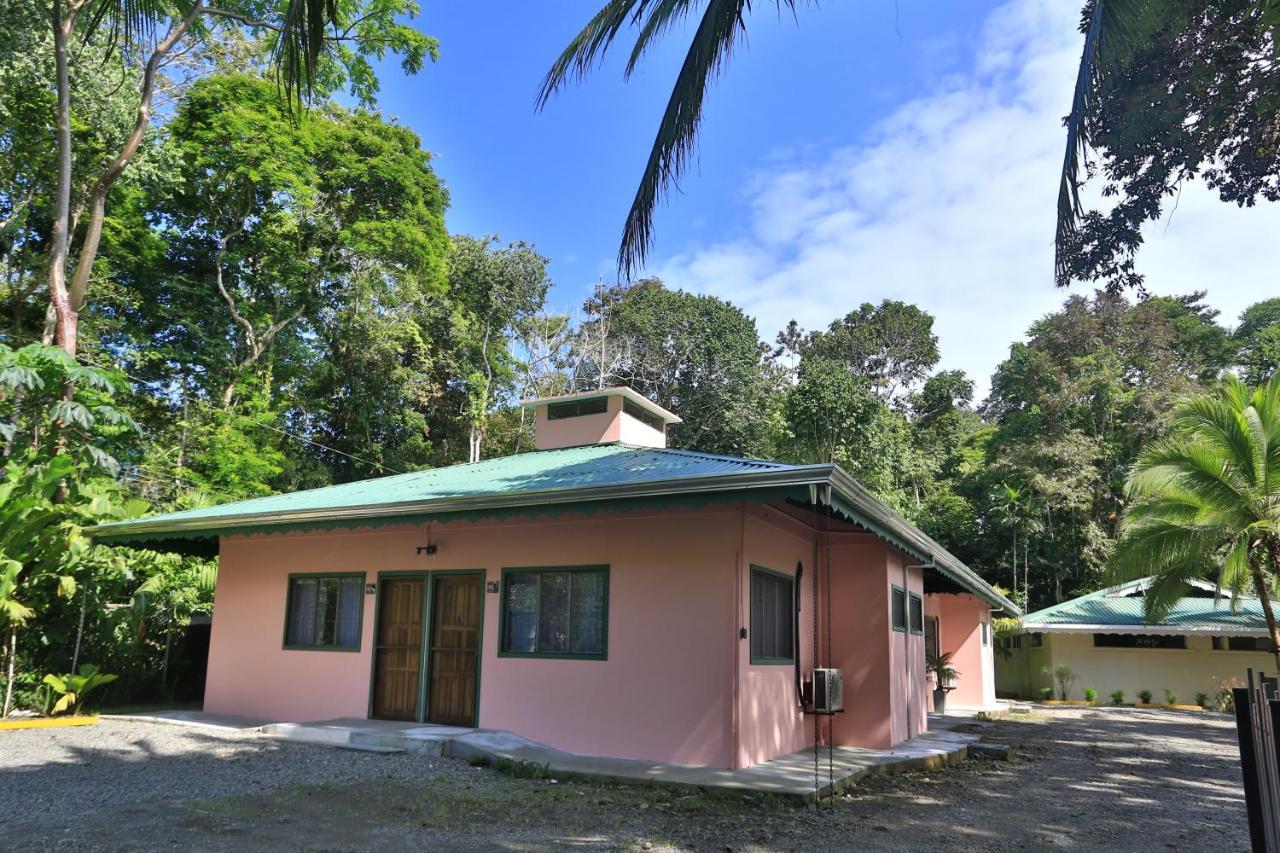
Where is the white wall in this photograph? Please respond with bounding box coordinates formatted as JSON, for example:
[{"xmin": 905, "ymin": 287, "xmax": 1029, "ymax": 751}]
[{"xmin": 1040, "ymin": 633, "xmax": 1271, "ymax": 703}]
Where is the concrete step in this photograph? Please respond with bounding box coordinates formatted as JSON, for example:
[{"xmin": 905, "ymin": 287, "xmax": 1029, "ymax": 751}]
[
  {"xmin": 260, "ymin": 722, "xmax": 447, "ymax": 756},
  {"xmin": 335, "ymin": 743, "xmax": 406, "ymax": 754}
]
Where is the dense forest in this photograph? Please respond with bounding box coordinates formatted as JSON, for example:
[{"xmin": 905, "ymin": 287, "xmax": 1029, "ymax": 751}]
[{"xmin": 2, "ymin": 1, "xmax": 1279, "ymax": 709}]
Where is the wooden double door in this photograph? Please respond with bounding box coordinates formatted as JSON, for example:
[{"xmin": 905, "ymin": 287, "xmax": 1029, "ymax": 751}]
[{"xmin": 371, "ymin": 572, "xmax": 483, "ymax": 726}]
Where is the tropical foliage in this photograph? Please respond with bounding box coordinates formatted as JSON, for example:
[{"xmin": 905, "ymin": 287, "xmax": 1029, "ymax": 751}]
[{"xmin": 1110, "ymin": 376, "xmax": 1280, "ymax": 669}]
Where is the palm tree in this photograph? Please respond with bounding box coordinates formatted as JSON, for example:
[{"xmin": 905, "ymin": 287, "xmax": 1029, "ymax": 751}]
[
  {"xmin": 1110, "ymin": 375, "xmax": 1280, "ymax": 671},
  {"xmin": 536, "ymin": 1, "xmax": 808, "ymax": 278}
]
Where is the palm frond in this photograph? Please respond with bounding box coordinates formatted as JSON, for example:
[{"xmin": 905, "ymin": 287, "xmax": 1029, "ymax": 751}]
[
  {"xmin": 1142, "ymin": 570, "xmax": 1192, "ymax": 623},
  {"xmin": 626, "ymin": 0, "xmax": 701, "ymax": 77},
  {"xmin": 1054, "ymin": 0, "xmax": 1159, "ymax": 285},
  {"xmin": 617, "ymin": 0, "xmax": 752, "ymax": 277},
  {"xmin": 536, "ymin": 0, "xmax": 649, "ymax": 109},
  {"xmin": 274, "ymin": 0, "xmax": 339, "ymax": 104},
  {"xmin": 81, "ymin": 0, "xmax": 168, "ymax": 52}
]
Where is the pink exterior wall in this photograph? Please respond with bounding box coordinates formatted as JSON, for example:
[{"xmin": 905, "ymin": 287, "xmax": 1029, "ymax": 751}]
[
  {"xmin": 923, "ymin": 593, "xmax": 996, "ymax": 709},
  {"xmin": 829, "ymin": 539, "xmax": 895, "ymax": 749},
  {"xmin": 205, "ymin": 500, "xmax": 940, "ymax": 768},
  {"xmin": 532, "ymin": 397, "xmax": 623, "ymax": 450},
  {"xmin": 736, "ymin": 507, "xmax": 815, "ymax": 767},
  {"xmin": 206, "ymin": 506, "xmax": 740, "ymax": 766},
  {"xmin": 886, "ymin": 552, "xmax": 928, "ymax": 744}
]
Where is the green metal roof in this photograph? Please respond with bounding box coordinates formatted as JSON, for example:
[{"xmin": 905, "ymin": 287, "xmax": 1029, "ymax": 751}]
[
  {"xmin": 90, "ymin": 441, "xmax": 1018, "ymax": 614},
  {"xmin": 1022, "ymin": 578, "xmax": 1269, "ymax": 635}
]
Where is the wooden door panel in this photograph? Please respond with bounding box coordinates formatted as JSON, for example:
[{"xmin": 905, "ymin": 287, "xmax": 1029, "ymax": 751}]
[
  {"xmin": 372, "ymin": 578, "xmax": 424, "ymax": 721},
  {"xmin": 427, "ymin": 574, "xmax": 482, "ymax": 727}
]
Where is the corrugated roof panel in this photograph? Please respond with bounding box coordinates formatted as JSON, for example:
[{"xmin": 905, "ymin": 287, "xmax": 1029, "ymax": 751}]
[
  {"xmin": 1023, "ymin": 578, "xmax": 1270, "ymax": 632},
  {"xmin": 99, "ymin": 443, "xmax": 797, "ymax": 532}
]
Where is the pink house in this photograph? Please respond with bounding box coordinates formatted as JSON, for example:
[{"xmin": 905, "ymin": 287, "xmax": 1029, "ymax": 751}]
[{"xmin": 93, "ymin": 388, "xmax": 1015, "ymax": 769}]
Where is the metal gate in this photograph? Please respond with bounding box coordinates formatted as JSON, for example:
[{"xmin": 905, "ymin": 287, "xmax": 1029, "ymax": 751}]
[{"xmin": 1233, "ymin": 669, "xmax": 1280, "ymax": 853}]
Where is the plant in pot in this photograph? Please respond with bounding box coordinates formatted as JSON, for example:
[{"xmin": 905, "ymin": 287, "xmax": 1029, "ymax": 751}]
[{"xmin": 927, "ymin": 652, "xmax": 959, "ymax": 713}]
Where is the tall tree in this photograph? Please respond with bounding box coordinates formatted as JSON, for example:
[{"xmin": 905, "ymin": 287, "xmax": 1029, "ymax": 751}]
[
  {"xmin": 1057, "ymin": 0, "xmax": 1280, "ymax": 289},
  {"xmin": 573, "ymin": 278, "xmax": 776, "ymax": 456},
  {"xmin": 34, "ymin": 0, "xmax": 437, "ymax": 359},
  {"xmin": 1110, "ymin": 375, "xmax": 1280, "ymax": 671},
  {"xmin": 783, "ymin": 300, "xmax": 941, "ymax": 402},
  {"xmin": 1236, "ymin": 299, "xmax": 1280, "ymax": 385}
]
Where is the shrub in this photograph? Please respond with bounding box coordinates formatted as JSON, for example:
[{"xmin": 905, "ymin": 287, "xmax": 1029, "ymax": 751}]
[
  {"xmin": 1138, "ymin": 689, "xmax": 1153, "ymax": 705},
  {"xmin": 1083, "ymin": 685, "xmax": 1097, "ymax": 703},
  {"xmin": 1110, "ymin": 690, "xmax": 1125, "ymax": 706},
  {"xmin": 1195, "ymin": 692, "xmax": 1209, "ymax": 709},
  {"xmin": 1163, "ymin": 689, "xmax": 1178, "ymax": 706},
  {"xmin": 1213, "ymin": 675, "xmax": 1244, "ymax": 713},
  {"xmin": 1039, "ymin": 686, "xmax": 1053, "ymax": 701},
  {"xmin": 42, "ymin": 665, "xmax": 118, "ymax": 716},
  {"xmin": 1041, "ymin": 664, "xmax": 1078, "ymax": 700}
]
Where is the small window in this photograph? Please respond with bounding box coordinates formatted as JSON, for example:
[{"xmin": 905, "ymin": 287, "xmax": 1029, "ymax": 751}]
[
  {"xmin": 908, "ymin": 593, "xmax": 923, "ymax": 635},
  {"xmin": 501, "ymin": 566, "xmax": 608, "ymax": 658},
  {"xmin": 750, "ymin": 566, "xmax": 795, "ymax": 664},
  {"xmin": 1092, "ymin": 633, "xmax": 1185, "ymax": 649},
  {"xmin": 546, "ymin": 397, "xmax": 608, "ymax": 420},
  {"xmin": 891, "ymin": 586, "xmax": 907, "ymax": 632},
  {"xmin": 1214, "ymin": 635, "xmax": 1271, "ymax": 652},
  {"xmin": 1026, "ymin": 632, "xmax": 1043, "ymax": 648},
  {"xmin": 622, "ymin": 397, "xmax": 665, "ymax": 431},
  {"xmin": 925, "ymin": 616, "xmax": 939, "ymax": 659},
  {"xmin": 284, "ymin": 574, "xmax": 364, "ymax": 650}
]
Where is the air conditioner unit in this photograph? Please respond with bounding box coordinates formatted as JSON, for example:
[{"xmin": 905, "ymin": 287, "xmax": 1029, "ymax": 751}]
[{"xmin": 811, "ymin": 667, "xmax": 844, "ymax": 714}]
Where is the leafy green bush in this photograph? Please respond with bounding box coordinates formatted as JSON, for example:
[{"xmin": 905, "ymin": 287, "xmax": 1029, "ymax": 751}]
[
  {"xmin": 1110, "ymin": 690, "xmax": 1125, "ymax": 705},
  {"xmin": 1039, "ymin": 686, "xmax": 1053, "ymax": 701},
  {"xmin": 42, "ymin": 664, "xmax": 118, "ymax": 715},
  {"xmin": 1163, "ymin": 689, "xmax": 1177, "ymax": 706},
  {"xmin": 1138, "ymin": 689, "xmax": 1153, "ymax": 704},
  {"xmin": 1083, "ymin": 685, "xmax": 1097, "ymax": 703},
  {"xmin": 1195, "ymin": 692, "xmax": 1209, "ymax": 709}
]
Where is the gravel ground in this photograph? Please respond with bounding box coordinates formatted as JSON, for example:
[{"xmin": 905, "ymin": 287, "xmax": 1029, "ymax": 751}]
[{"xmin": 0, "ymin": 707, "xmax": 1251, "ymax": 851}]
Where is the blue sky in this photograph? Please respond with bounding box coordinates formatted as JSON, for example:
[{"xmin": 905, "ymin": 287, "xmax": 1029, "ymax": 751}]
[{"xmin": 373, "ymin": 0, "xmax": 1280, "ymax": 398}]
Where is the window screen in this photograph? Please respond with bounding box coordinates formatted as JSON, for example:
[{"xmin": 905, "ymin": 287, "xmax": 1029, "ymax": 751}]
[
  {"xmin": 750, "ymin": 567, "xmax": 795, "ymax": 663},
  {"xmin": 622, "ymin": 397, "xmax": 665, "ymax": 431},
  {"xmin": 891, "ymin": 586, "xmax": 907, "ymax": 632},
  {"xmin": 1093, "ymin": 633, "xmax": 1185, "ymax": 649},
  {"xmin": 546, "ymin": 397, "xmax": 608, "ymax": 420},
  {"xmin": 1214, "ymin": 635, "xmax": 1271, "ymax": 652},
  {"xmin": 908, "ymin": 593, "xmax": 924, "ymax": 635},
  {"xmin": 285, "ymin": 575, "xmax": 364, "ymax": 650},
  {"xmin": 925, "ymin": 616, "xmax": 939, "ymax": 659},
  {"xmin": 501, "ymin": 567, "xmax": 607, "ymax": 658}
]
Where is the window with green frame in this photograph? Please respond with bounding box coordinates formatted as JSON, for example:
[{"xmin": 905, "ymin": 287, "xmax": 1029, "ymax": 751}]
[
  {"xmin": 891, "ymin": 586, "xmax": 907, "ymax": 632},
  {"xmin": 750, "ymin": 566, "xmax": 795, "ymax": 664},
  {"xmin": 501, "ymin": 566, "xmax": 608, "ymax": 658},
  {"xmin": 546, "ymin": 397, "xmax": 608, "ymax": 420},
  {"xmin": 284, "ymin": 574, "xmax": 364, "ymax": 650},
  {"xmin": 908, "ymin": 592, "xmax": 923, "ymax": 635}
]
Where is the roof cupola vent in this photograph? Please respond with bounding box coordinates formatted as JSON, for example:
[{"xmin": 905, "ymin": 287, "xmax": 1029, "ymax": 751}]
[{"xmin": 519, "ymin": 387, "xmax": 680, "ymax": 450}]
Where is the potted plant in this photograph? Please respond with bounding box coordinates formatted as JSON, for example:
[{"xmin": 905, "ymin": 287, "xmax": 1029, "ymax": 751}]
[{"xmin": 927, "ymin": 651, "xmax": 958, "ymax": 714}]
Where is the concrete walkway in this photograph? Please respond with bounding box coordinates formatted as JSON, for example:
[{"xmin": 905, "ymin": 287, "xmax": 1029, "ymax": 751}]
[{"xmin": 108, "ymin": 710, "xmax": 985, "ymax": 801}]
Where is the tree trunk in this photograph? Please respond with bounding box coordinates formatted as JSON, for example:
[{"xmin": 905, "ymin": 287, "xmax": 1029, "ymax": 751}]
[
  {"xmin": 3, "ymin": 627, "xmax": 16, "ymax": 717},
  {"xmin": 1263, "ymin": 537, "xmax": 1280, "ymax": 673},
  {"xmin": 47, "ymin": 0, "xmax": 78, "ymax": 357}
]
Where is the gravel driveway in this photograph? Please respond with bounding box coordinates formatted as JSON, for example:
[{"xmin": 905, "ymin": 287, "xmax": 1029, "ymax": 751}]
[{"xmin": 0, "ymin": 707, "xmax": 1250, "ymax": 851}]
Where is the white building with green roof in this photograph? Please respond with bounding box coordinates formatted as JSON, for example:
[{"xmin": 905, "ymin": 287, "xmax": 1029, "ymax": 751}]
[{"xmin": 996, "ymin": 577, "xmax": 1274, "ymax": 704}]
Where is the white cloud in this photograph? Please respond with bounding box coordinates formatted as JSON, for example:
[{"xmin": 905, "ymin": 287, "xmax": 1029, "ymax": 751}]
[{"xmin": 653, "ymin": 0, "xmax": 1280, "ymax": 398}]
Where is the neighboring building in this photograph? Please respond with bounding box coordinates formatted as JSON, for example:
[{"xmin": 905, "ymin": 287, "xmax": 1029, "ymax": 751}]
[
  {"xmin": 92, "ymin": 387, "xmax": 1015, "ymax": 769},
  {"xmin": 997, "ymin": 577, "xmax": 1275, "ymax": 702}
]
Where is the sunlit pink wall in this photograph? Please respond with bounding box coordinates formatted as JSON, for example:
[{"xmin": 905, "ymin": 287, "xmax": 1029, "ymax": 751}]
[
  {"xmin": 205, "ymin": 500, "xmax": 934, "ymax": 768},
  {"xmin": 206, "ymin": 506, "xmax": 740, "ymax": 765},
  {"xmin": 531, "ymin": 396, "xmax": 623, "ymax": 449},
  {"xmin": 883, "ymin": 552, "xmax": 927, "ymax": 744},
  {"xmin": 736, "ymin": 506, "xmax": 814, "ymax": 767},
  {"xmin": 924, "ymin": 593, "xmax": 995, "ymax": 708}
]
